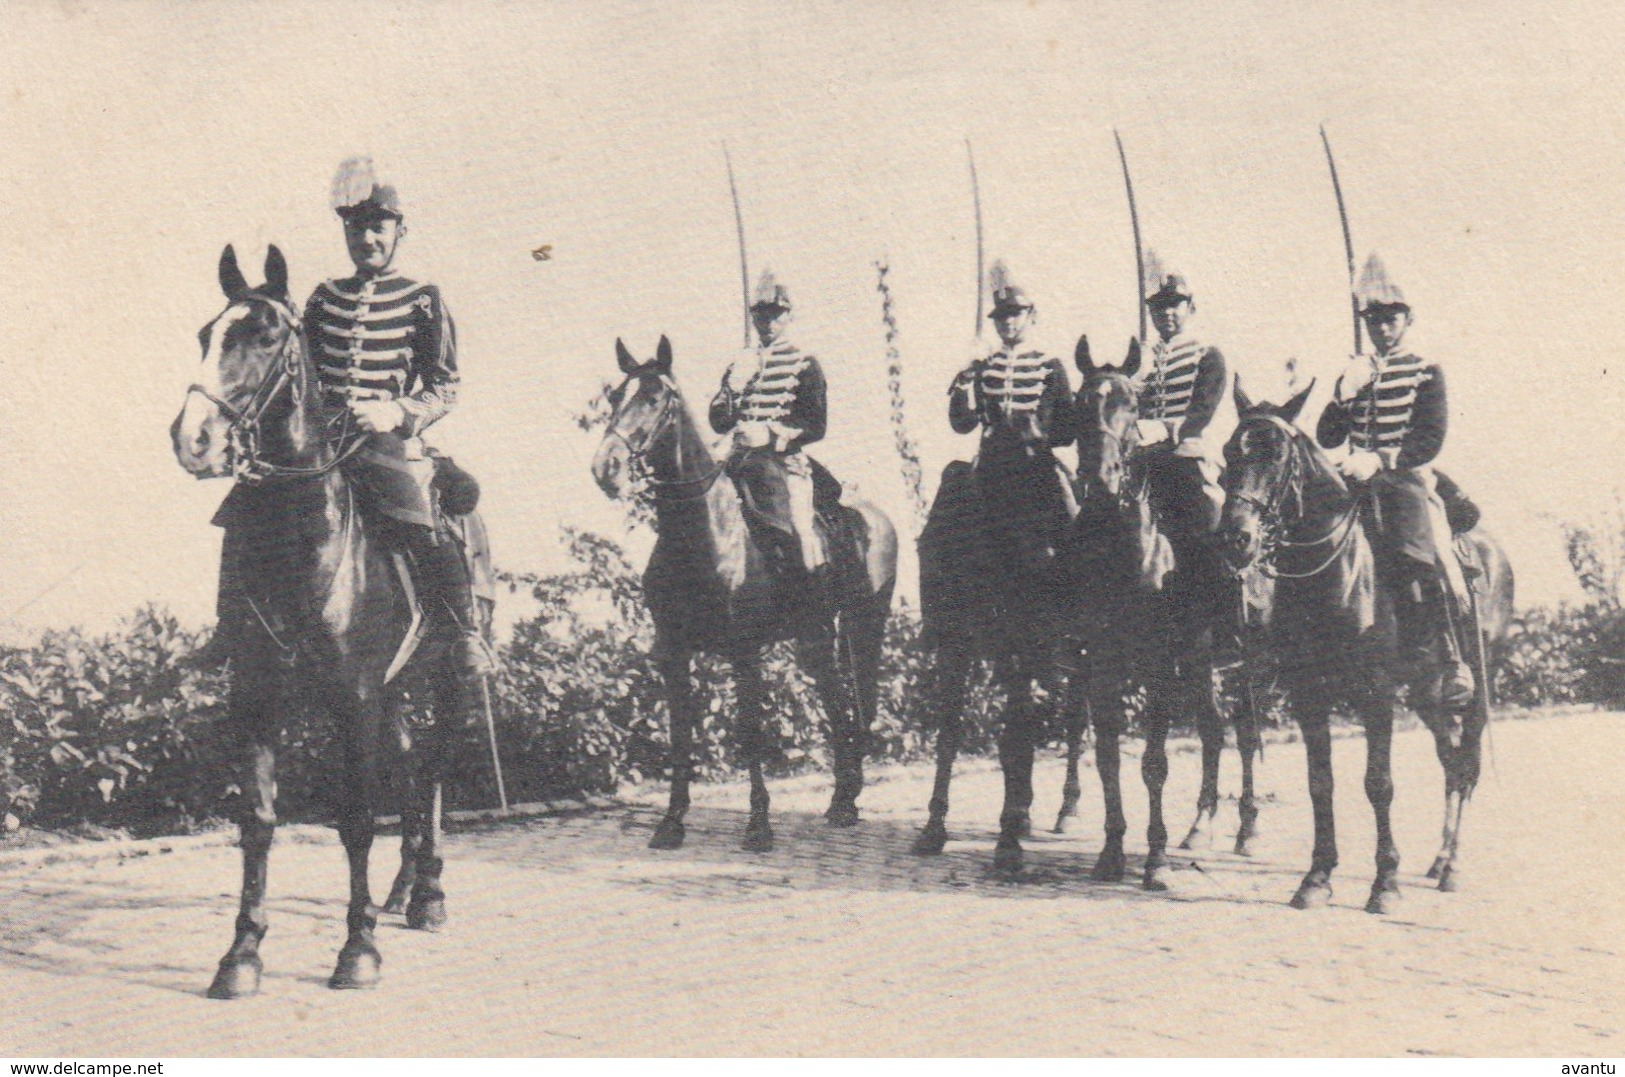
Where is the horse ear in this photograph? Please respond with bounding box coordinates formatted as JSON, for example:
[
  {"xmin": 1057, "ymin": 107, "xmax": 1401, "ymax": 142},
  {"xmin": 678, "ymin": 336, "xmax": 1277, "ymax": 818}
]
[
  {"xmin": 263, "ymin": 245, "xmax": 289, "ymax": 299},
  {"xmin": 1233, "ymin": 375, "xmax": 1255, "ymax": 416},
  {"xmin": 1280, "ymin": 377, "xmax": 1316, "ymax": 424},
  {"xmin": 615, "ymin": 338, "xmax": 638, "ymax": 374},
  {"xmin": 655, "ymin": 335, "xmax": 673, "ymax": 372},
  {"xmin": 1073, "ymin": 334, "xmax": 1094, "ymax": 375},
  {"xmin": 219, "ymin": 245, "xmax": 249, "ymax": 299},
  {"xmin": 1122, "ymin": 337, "xmax": 1142, "ymax": 377}
]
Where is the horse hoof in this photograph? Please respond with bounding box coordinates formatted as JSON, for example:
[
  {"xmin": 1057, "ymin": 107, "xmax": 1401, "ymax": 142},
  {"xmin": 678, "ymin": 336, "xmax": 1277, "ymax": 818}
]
[
  {"xmin": 648, "ymin": 818, "xmax": 686, "ymax": 851},
  {"xmin": 993, "ymin": 837, "xmax": 1024, "ymax": 876},
  {"xmin": 1365, "ymin": 883, "xmax": 1402, "ymax": 915},
  {"xmin": 1092, "ymin": 842, "xmax": 1126, "ymax": 882},
  {"xmin": 825, "ymin": 801, "xmax": 860, "ymax": 828},
  {"xmin": 382, "ymin": 895, "xmax": 407, "ymax": 916},
  {"xmin": 1052, "ymin": 810, "xmax": 1076, "ymax": 835},
  {"xmin": 912, "ymin": 821, "xmax": 948, "ymax": 856},
  {"xmin": 328, "ymin": 941, "xmax": 382, "ymax": 991},
  {"xmin": 1437, "ymin": 865, "xmax": 1461, "ymax": 893},
  {"xmin": 1233, "ymin": 837, "xmax": 1256, "ymax": 858},
  {"xmin": 742, "ymin": 820, "xmax": 774, "ymax": 853},
  {"xmin": 1289, "ymin": 881, "xmax": 1333, "ymax": 910},
  {"xmin": 1143, "ymin": 862, "xmax": 1171, "ymax": 892},
  {"xmin": 206, "ymin": 954, "xmax": 262, "ymax": 1000},
  {"xmin": 1424, "ymin": 856, "xmax": 1449, "ymax": 880},
  {"xmin": 405, "ymin": 895, "xmax": 448, "ymax": 932}
]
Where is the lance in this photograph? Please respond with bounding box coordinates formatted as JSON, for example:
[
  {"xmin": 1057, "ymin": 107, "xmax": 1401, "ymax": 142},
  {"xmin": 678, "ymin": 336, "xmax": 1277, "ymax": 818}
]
[
  {"xmin": 724, "ymin": 142, "xmax": 751, "ymax": 348},
  {"xmin": 967, "ymin": 138, "xmax": 985, "ymax": 340},
  {"xmin": 1114, "ymin": 129, "xmax": 1147, "ymax": 343},
  {"xmin": 1320, "ymin": 124, "xmax": 1363, "ymax": 355}
]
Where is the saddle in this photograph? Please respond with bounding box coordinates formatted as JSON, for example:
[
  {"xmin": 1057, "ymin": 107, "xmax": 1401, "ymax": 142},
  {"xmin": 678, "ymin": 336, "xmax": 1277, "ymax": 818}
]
[
  {"xmin": 1427, "ymin": 468, "xmax": 1480, "ymax": 610},
  {"xmin": 726, "ymin": 448, "xmax": 849, "ymax": 573}
]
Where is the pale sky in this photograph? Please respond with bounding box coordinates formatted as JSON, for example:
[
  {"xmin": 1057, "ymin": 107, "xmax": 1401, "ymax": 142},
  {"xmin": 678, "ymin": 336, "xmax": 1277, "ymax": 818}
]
[{"xmin": 2, "ymin": 0, "xmax": 1622, "ymax": 638}]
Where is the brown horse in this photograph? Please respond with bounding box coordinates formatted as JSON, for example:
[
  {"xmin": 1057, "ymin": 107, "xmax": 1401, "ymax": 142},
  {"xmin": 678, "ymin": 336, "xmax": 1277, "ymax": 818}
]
[
  {"xmin": 1068, "ymin": 337, "xmax": 1265, "ymax": 889},
  {"xmin": 172, "ymin": 245, "xmax": 481, "ymax": 995},
  {"xmin": 1216, "ymin": 380, "xmax": 1513, "ymax": 910},
  {"xmin": 592, "ymin": 338, "xmax": 897, "ymax": 851}
]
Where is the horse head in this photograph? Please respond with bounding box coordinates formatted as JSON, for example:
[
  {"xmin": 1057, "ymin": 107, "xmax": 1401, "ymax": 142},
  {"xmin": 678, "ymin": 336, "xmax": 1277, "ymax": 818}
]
[
  {"xmin": 1217, "ymin": 376, "xmax": 1318, "ymax": 571},
  {"xmin": 1072, "ymin": 334, "xmax": 1144, "ymax": 502},
  {"xmin": 172, "ymin": 244, "xmax": 307, "ymax": 478},
  {"xmin": 592, "ymin": 336, "xmax": 679, "ymax": 500}
]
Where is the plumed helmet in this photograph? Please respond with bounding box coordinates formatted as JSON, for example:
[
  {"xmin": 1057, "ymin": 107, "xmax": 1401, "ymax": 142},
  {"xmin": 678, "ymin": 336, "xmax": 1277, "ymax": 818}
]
[
  {"xmin": 1355, "ymin": 252, "xmax": 1409, "ymax": 314},
  {"xmin": 1143, "ymin": 249, "xmax": 1192, "ymax": 306},
  {"xmin": 751, "ymin": 268, "xmax": 792, "ymax": 313},
  {"xmin": 987, "ymin": 259, "xmax": 1033, "ymax": 317},
  {"xmin": 331, "ymin": 156, "xmax": 403, "ymax": 222}
]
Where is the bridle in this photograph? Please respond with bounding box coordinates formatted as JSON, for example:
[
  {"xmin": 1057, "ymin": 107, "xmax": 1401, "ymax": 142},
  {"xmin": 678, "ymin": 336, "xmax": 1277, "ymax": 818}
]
[
  {"xmin": 602, "ymin": 369, "xmax": 725, "ymax": 501},
  {"xmin": 186, "ymin": 296, "xmax": 364, "ymax": 483},
  {"xmin": 1226, "ymin": 414, "xmax": 1360, "ymax": 580},
  {"xmin": 1077, "ymin": 373, "xmax": 1150, "ymax": 513}
]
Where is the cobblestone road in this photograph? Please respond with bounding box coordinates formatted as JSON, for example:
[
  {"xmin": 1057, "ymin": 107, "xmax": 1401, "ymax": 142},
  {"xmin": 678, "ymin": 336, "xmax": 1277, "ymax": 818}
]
[{"xmin": 2, "ymin": 710, "xmax": 1620, "ymax": 1056}]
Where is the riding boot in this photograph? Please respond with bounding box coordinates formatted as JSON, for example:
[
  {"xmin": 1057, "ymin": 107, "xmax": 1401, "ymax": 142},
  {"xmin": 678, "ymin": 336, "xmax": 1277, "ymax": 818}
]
[
  {"xmin": 1426, "ymin": 577, "xmax": 1476, "ymax": 710},
  {"xmin": 1397, "ymin": 572, "xmax": 1473, "ymax": 710},
  {"xmin": 407, "ymin": 531, "xmax": 496, "ymax": 679}
]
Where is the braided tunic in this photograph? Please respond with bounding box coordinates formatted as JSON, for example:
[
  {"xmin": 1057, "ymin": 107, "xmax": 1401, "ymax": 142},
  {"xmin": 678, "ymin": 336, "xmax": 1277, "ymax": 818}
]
[{"xmin": 948, "ymin": 347, "xmax": 1075, "ymax": 448}]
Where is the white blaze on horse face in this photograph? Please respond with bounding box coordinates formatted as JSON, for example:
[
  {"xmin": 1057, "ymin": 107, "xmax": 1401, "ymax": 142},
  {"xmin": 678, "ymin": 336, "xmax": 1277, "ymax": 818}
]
[{"xmin": 174, "ymin": 306, "xmax": 248, "ymax": 475}]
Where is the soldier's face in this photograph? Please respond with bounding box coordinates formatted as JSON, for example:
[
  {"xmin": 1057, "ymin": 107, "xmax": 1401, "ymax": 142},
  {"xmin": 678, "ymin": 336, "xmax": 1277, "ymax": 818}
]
[
  {"xmin": 344, "ymin": 215, "xmax": 403, "ymax": 275},
  {"xmin": 993, "ymin": 308, "xmax": 1031, "ymax": 346},
  {"xmin": 1364, "ymin": 307, "xmax": 1411, "ymax": 354},
  {"xmin": 752, "ymin": 306, "xmax": 790, "ymax": 345},
  {"xmin": 1149, "ymin": 298, "xmax": 1192, "ymax": 341}
]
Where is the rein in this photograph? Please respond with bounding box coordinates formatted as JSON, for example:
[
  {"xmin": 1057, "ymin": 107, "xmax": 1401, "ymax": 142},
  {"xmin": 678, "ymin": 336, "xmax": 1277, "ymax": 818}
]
[
  {"xmin": 1231, "ymin": 415, "xmax": 1361, "ymax": 580},
  {"xmin": 605, "ymin": 372, "xmax": 726, "ymax": 502},
  {"xmin": 187, "ymin": 298, "xmax": 365, "ymax": 483}
]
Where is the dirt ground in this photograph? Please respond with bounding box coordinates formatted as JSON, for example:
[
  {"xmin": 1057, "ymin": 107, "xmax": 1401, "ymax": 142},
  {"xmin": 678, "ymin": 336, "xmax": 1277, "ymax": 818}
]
[{"xmin": 1, "ymin": 709, "xmax": 1620, "ymax": 1057}]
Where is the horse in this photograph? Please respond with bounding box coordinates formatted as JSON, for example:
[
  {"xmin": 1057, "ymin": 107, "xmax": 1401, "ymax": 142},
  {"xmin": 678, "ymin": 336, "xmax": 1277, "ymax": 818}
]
[
  {"xmin": 591, "ymin": 338, "xmax": 897, "ymax": 851},
  {"xmin": 172, "ymin": 245, "xmax": 483, "ymax": 996},
  {"xmin": 1215, "ymin": 379, "xmax": 1513, "ymax": 910},
  {"xmin": 1067, "ymin": 337, "xmax": 1265, "ymax": 889},
  {"xmin": 910, "ymin": 356, "xmax": 1081, "ymax": 870}
]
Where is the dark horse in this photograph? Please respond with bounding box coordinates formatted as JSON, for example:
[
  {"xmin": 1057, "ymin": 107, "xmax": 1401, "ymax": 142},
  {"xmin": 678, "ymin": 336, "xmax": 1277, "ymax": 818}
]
[
  {"xmin": 1068, "ymin": 338, "xmax": 1264, "ymax": 888},
  {"xmin": 910, "ymin": 361, "xmax": 1079, "ymax": 869},
  {"xmin": 172, "ymin": 246, "xmax": 483, "ymax": 995},
  {"xmin": 591, "ymin": 338, "xmax": 897, "ymax": 851},
  {"xmin": 1216, "ymin": 381, "xmax": 1513, "ymax": 910}
]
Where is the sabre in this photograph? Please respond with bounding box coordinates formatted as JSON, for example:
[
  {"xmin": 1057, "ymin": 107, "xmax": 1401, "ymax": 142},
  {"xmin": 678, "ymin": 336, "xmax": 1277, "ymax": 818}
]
[
  {"xmin": 1320, "ymin": 125, "xmax": 1363, "ymax": 355},
  {"xmin": 967, "ymin": 138, "xmax": 984, "ymax": 340},
  {"xmin": 724, "ymin": 142, "xmax": 751, "ymax": 348},
  {"xmin": 1115, "ymin": 129, "xmax": 1147, "ymax": 342},
  {"xmin": 479, "ymin": 676, "xmax": 508, "ymax": 812}
]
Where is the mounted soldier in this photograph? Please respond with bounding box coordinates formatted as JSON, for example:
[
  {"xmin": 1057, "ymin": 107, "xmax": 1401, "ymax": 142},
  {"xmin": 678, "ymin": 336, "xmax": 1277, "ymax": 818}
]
[
  {"xmin": 306, "ymin": 156, "xmax": 493, "ymax": 676},
  {"xmin": 948, "ymin": 260, "xmax": 1078, "ymax": 562},
  {"xmin": 1317, "ymin": 253, "xmax": 1474, "ymax": 709},
  {"xmin": 709, "ymin": 269, "xmax": 837, "ymax": 584},
  {"xmin": 1130, "ymin": 253, "xmax": 1242, "ymax": 665}
]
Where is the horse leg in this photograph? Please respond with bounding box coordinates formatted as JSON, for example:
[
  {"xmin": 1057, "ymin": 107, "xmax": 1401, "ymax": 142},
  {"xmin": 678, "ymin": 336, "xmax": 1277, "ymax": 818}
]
[
  {"xmin": 1141, "ymin": 683, "xmax": 1173, "ymax": 892},
  {"xmin": 1180, "ymin": 667, "xmax": 1225, "ymax": 852},
  {"xmin": 1233, "ymin": 669, "xmax": 1263, "ymax": 857},
  {"xmin": 1419, "ymin": 704, "xmax": 1459, "ymax": 880},
  {"xmin": 1361, "ymin": 682, "xmax": 1403, "ymax": 915},
  {"xmin": 994, "ymin": 659, "xmax": 1039, "ymax": 875},
  {"xmin": 734, "ymin": 651, "xmax": 775, "ymax": 853},
  {"xmin": 329, "ymin": 687, "xmax": 384, "ymax": 990},
  {"xmin": 798, "ymin": 627, "xmax": 859, "ymax": 827},
  {"xmin": 1438, "ymin": 713, "xmax": 1484, "ymax": 893},
  {"xmin": 207, "ymin": 696, "xmax": 277, "ymax": 1000},
  {"xmin": 383, "ymin": 699, "xmax": 420, "ymax": 917},
  {"xmin": 403, "ymin": 670, "xmax": 461, "ymax": 931},
  {"xmin": 833, "ymin": 584, "xmax": 891, "ymax": 824},
  {"xmin": 913, "ymin": 638, "xmax": 971, "ymax": 856},
  {"xmin": 650, "ymin": 652, "xmax": 696, "ymax": 850},
  {"xmin": 1054, "ymin": 680, "xmax": 1090, "ymax": 835},
  {"xmin": 1289, "ymin": 692, "xmax": 1338, "ymax": 910},
  {"xmin": 1090, "ymin": 671, "xmax": 1128, "ymax": 882}
]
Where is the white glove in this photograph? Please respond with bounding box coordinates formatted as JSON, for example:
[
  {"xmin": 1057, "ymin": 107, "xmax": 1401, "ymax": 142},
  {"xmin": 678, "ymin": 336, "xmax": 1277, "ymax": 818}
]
[
  {"xmin": 350, "ymin": 399, "xmax": 406, "ymax": 434},
  {"xmin": 736, "ymin": 422, "xmax": 772, "ymax": 449},
  {"xmin": 1135, "ymin": 418, "xmax": 1172, "ymax": 447},
  {"xmin": 769, "ymin": 422, "xmax": 801, "ymax": 452},
  {"xmin": 1340, "ymin": 450, "xmax": 1382, "ymax": 482},
  {"xmin": 724, "ymin": 349, "xmax": 758, "ymax": 389},
  {"xmin": 1335, "ymin": 354, "xmax": 1377, "ymax": 402}
]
